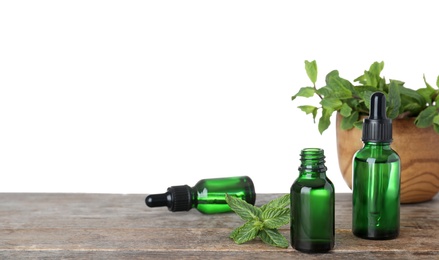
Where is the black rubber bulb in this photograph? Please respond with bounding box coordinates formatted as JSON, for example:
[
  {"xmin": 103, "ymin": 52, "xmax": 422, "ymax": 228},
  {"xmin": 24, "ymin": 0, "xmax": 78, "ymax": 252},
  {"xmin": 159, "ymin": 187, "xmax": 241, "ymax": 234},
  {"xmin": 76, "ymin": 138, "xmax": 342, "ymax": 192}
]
[
  {"xmin": 145, "ymin": 193, "xmax": 170, "ymax": 207},
  {"xmin": 369, "ymin": 92, "xmax": 387, "ymax": 120}
]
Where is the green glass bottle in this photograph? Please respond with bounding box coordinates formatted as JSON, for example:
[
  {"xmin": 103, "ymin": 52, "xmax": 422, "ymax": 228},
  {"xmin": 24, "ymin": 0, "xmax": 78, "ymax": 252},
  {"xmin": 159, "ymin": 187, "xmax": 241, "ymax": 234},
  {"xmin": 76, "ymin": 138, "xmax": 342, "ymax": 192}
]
[
  {"xmin": 290, "ymin": 148, "xmax": 335, "ymax": 253},
  {"xmin": 352, "ymin": 92, "xmax": 400, "ymax": 239},
  {"xmin": 145, "ymin": 176, "xmax": 256, "ymax": 214}
]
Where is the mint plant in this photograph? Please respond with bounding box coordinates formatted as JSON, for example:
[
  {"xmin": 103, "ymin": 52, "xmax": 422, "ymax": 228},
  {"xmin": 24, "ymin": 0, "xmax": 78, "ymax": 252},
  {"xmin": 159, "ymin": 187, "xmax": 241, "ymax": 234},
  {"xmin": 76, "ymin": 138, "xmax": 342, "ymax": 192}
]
[
  {"xmin": 225, "ymin": 193, "xmax": 290, "ymax": 248},
  {"xmin": 292, "ymin": 60, "xmax": 439, "ymax": 134}
]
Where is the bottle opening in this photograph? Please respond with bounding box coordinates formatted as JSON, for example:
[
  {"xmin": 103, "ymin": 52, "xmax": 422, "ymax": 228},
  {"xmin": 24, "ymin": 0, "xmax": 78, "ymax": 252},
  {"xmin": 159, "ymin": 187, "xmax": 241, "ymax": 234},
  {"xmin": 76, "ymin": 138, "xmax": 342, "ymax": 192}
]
[
  {"xmin": 302, "ymin": 148, "xmax": 323, "ymax": 153},
  {"xmin": 301, "ymin": 148, "xmax": 325, "ymax": 159}
]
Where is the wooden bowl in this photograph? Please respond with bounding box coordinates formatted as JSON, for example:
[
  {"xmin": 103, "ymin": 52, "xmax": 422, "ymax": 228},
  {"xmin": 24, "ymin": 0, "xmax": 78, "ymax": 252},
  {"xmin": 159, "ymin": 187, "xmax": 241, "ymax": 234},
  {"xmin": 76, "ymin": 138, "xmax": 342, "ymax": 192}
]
[{"xmin": 336, "ymin": 112, "xmax": 439, "ymax": 203}]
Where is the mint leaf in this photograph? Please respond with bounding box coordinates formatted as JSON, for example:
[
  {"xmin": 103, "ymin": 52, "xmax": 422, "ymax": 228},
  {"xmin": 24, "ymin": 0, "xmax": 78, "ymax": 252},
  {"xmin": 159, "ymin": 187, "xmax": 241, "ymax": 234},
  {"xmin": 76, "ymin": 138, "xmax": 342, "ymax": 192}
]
[
  {"xmin": 259, "ymin": 229, "xmax": 289, "ymax": 248},
  {"xmin": 318, "ymin": 107, "xmax": 333, "ymax": 135},
  {"xmin": 354, "ymin": 62, "xmax": 384, "ymax": 88},
  {"xmin": 316, "ymin": 86, "xmax": 332, "ymax": 98},
  {"xmin": 225, "ymin": 194, "xmax": 261, "ymax": 221},
  {"xmin": 369, "ymin": 61, "xmax": 384, "ymax": 78},
  {"xmin": 291, "ymin": 87, "xmax": 315, "ymax": 101},
  {"xmin": 305, "ymin": 60, "xmax": 318, "ymax": 84},
  {"xmin": 402, "ymin": 103, "xmax": 422, "ymax": 114},
  {"xmin": 340, "ymin": 103, "xmax": 352, "ymax": 117},
  {"xmin": 260, "ymin": 193, "xmax": 290, "ymax": 212},
  {"xmin": 436, "ymin": 75, "xmax": 439, "ymax": 88},
  {"xmin": 400, "ymin": 85, "xmax": 426, "ymax": 106},
  {"xmin": 230, "ymin": 225, "xmax": 241, "ymax": 239},
  {"xmin": 341, "ymin": 111, "xmax": 359, "ymax": 130},
  {"xmin": 325, "ymin": 70, "xmax": 353, "ymax": 98},
  {"xmin": 231, "ymin": 220, "xmax": 260, "ymax": 244},
  {"xmin": 353, "ymin": 120, "xmax": 363, "ymax": 129},
  {"xmin": 417, "ymin": 87, "xmax": 435, "ymax": 105},
  {"xmin": 320, "ymin": 98, "xmax": 342, "ymax": 110},
  {"xmin": 298, "ymin": 105, "xmax": 318, "ymax": 123},
  {"xmin": 262, "ymin": 208, "xmax": 290, "ymax": 229},
  {"xmin": 414, "ymin": 106, "xmax": 438, "ymax": 128}
]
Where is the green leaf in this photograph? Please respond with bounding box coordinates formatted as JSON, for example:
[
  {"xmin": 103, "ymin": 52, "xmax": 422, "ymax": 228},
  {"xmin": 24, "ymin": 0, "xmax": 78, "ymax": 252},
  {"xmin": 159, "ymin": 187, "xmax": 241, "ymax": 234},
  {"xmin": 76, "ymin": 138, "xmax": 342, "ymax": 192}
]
[
  {"xmin": 369, "ymin": 61, "xmax": 385, "ymax": 78},
  {"xmin": 399, "ymin": 85, "xmax": 426, "ymax": 115},
  {"xmin": 325, "ymin": 70, "xmax": 353, "ymax": 98},
  {"xmin": 259, "ymin": 229, "xmax": 289, "ymax": 248},
  {"xmin": 230, "ymin": 221, "xmax": 260, "ymax": 244},
  {"xmin": 436, "ymin": 75, "xmax": 439, "ymax": 88},
  {"xmin": 226, "ymin": 194, "xmax": 261, "ymax": 221},
  {"xmin": 262, "ymin": 208, "xmax": 290, "ymax": 229},
  {"xmin": 318, "ymin": 107, "xmax": 333, "ymax": 134},
  {"xmin": 414, "ymin": 106, "xmax": 439, "ymax": 128},
  {"xmin": 260, "ymin": 194, "xmax": 290, "ymax": 212},
  {"xmin": 315, "ymin": 86, "xmax": 332, "ymax": 97},
  {"xmin": 400, "ymin": 85, "xmax": 425, "ymax": 105},
  {"xmin": 291, "ymin": 87, "xmax": 315, "ymax": 101},
  {"xmin": 353, "ymin": 120, "xmax": 363, "ymax": 129},
  {"xmin": 230, "ymin": 226, "xmax": 240, "ymax": 239},
  {"xmin": 298, "ymin": 105, "xmax": 318, "ymax": 123},
  {"xmin": 320, "ymin": 98, "xmax": 342, "ymax": 110},
  {"xmin": 417, "ymin": 87, "xmax": 435, "ymax": 105},
  {"xmin": 353, "ymin": 62, "xmax": 384, "ymax": 88},
  {"xmin": 340, "ymin": 111, "xmax": 359, "ymax": 130},
  {"xmin": 340, "ymin": 103, "xmax": 352, "ymax": 117},
  {"xmin": 434, "ymin": 124, "xmax": 439, "ymax": 134},
  {"xmin": 387, "ymin": 80, "xmax": 401, "ymax": 119},
  {"xmin": 378, "ymin": 76, "xmax": 387, "ymax": 91},
  {"xmin": 402, "ymin": 103, "xmax": 422, "ymax": 114},
  {"xmin": 305, "ymin": 60, "xmax": 318, "ymax": 84},
  {"xmin": 365, "ymin": 71, "xmax": 379, "ymax": 87}
]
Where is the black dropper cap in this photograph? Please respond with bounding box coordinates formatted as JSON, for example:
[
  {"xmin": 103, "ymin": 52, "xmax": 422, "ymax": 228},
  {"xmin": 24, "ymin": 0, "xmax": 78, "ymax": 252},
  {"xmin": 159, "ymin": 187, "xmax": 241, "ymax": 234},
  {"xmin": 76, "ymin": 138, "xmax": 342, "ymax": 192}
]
[
  {"xmin": 145, "ymin": 185, "xmax": 192, "ymax": 212},
  {"xmin": 362, "ymin": 92, "xmax": 392, "ymax": 143}
]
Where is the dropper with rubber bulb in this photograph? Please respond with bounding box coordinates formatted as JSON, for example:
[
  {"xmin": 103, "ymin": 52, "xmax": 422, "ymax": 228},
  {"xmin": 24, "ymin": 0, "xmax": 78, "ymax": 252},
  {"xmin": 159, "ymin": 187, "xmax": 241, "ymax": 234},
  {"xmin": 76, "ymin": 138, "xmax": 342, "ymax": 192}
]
[
  {"xmin": 362, "ymin": 92, "xmax": 392, "ymax": 143},
  {"xmin": 352, "ymin": 91, "xmax": 401, "ymax": 240}
]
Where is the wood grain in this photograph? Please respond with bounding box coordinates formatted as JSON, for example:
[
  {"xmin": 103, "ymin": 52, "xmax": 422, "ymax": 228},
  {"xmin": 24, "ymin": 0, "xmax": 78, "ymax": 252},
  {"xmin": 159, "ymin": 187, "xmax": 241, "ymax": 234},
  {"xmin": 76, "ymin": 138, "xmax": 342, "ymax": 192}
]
[
  {"xmin": 0, "ymin": 193, "xmax": 438, "ymax": 259},
  {"xmin": 336, "ymin": 112, "xmax": 439, "ymax": 203}
]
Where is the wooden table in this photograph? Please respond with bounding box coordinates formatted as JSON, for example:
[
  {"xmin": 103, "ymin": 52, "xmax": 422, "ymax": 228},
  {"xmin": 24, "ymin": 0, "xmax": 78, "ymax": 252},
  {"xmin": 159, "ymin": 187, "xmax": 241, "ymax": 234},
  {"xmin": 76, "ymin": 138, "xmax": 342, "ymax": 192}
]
[{"xmin": 0, "ymin": 193, "xmax": 438, "ymax": 259}]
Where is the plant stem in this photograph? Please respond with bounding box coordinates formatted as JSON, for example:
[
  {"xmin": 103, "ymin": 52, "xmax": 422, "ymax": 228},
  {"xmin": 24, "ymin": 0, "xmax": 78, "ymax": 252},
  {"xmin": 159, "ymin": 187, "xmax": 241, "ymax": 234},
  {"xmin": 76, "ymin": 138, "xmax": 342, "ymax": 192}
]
[{"xmin": 313, "ymin": 83, "xmax": 323, "ymax": 100}]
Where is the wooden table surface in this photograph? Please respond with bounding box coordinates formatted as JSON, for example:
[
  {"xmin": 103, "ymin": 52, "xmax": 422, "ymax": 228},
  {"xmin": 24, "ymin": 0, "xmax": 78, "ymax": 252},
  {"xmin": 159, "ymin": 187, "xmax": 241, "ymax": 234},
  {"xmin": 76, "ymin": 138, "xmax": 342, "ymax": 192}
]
[{"xmin": 0, "ymin": 193, "xmax": 438, "ymax": 259}]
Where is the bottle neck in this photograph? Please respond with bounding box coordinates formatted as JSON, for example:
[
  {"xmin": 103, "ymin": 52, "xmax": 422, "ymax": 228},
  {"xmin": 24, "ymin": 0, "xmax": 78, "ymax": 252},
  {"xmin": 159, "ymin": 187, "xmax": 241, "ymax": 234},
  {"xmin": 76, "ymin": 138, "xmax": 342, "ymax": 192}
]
[{"xmin": 298, "ymin": 148, "xmax": 327, "ymax": 179}]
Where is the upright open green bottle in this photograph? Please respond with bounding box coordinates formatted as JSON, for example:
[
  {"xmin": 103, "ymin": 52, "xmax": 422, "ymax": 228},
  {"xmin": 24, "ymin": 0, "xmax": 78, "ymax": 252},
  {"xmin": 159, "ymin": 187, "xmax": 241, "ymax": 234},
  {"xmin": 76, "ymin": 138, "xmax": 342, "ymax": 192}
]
[
  {"xmin": 352, "ymin": 92, "xmax": 400, "ymax": 239},
  {"xmin": 145, "ymin": 176, "xmax": 256, "ymax": 214},
  {"xmin": 290, "ymin": 148, "xmax": 335, "ymax": 253}
]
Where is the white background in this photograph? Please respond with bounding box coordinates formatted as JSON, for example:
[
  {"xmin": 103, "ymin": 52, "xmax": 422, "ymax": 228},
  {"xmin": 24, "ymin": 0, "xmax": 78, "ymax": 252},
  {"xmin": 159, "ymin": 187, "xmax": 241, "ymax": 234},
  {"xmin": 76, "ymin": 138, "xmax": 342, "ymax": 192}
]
[{"xmin": 1, "ymin": 1, "xmax": 438, "ymax": 194}]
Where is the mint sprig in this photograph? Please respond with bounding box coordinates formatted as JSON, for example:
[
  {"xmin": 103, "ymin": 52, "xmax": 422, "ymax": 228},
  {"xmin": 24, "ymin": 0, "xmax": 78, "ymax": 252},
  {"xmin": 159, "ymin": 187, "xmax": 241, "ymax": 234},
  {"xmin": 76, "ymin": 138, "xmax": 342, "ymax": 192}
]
[{"xmin": 225, "ymin": 194, "xmax": 290, "ymax": 248}]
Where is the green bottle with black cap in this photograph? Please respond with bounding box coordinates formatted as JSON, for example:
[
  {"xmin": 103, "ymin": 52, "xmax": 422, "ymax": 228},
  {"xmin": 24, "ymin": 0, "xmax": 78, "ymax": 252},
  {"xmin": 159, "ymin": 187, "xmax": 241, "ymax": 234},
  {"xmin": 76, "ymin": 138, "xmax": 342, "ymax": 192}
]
[
  {"xmin": 145, "ymin": 176, "xmax": 256, "ymax": 214},
  {"xmin": 352, "ymin": 92, "xmax": 401, "ymax": 239}
]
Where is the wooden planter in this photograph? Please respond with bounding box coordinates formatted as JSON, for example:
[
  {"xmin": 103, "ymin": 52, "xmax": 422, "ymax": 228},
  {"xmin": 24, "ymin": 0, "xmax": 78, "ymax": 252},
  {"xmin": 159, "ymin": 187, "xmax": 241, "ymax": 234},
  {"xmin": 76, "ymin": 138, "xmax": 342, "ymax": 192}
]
[{"xmin": 336, "ymin": 112, "xmax": 439, "ymax": 203}]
